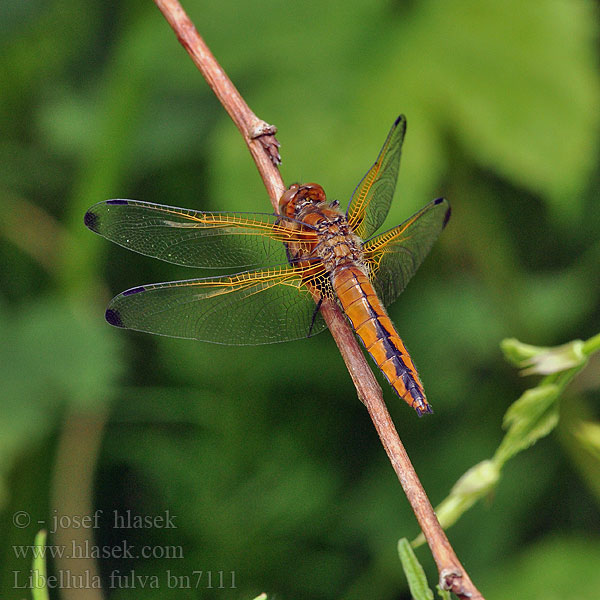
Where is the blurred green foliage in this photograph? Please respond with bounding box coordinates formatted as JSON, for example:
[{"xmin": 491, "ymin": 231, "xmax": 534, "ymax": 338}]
[
  {"xmin": 413, "ymin": 333, "xmax": 600, "ymax": 550},
  {"xmin": 1, "ymin": 1, "xmax": 599, "ymax": 599}
]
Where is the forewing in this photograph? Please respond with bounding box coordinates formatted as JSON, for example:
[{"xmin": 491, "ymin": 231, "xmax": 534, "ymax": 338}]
[
  {"xmin": 84, "ymin": 199, "xmax": 304, "ymax": 268},
  {"xmin": 105, "ymin": 266, "xmax": 331, "ymax": 345},
  {"xmin": 346, "ymin": 115, "xmax": 407, "ymax": 240},
  {"xmin": 364, "ymin": 198, "xmax": 450, "ymax": 306}
]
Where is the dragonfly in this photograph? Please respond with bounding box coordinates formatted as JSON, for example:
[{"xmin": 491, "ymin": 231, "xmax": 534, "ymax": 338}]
[{"xmin": 84, "ymin": 116, "xmax": 450, "ymax": 415}]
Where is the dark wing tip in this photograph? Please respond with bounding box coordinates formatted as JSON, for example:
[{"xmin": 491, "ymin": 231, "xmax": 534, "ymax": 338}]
[
  {"xmin": 85, "ymin": 199, "xmax": 130, "ymax": 231},
  {"xmin": 105, "ymin": 308, "xmax": 124, "ymax": 327},
  {"xmin": 443, "ymin": 205, "xmax": 451, "ymax": 228},
  {"xmin": 106, "ymin": 285, "xmax": 146, "ymax": 326},
  {"xmin": 84, "ymin": 210, "xmax": 99, "ymax": 232},
  {"xmin": 393, "ymin": 114, "xmax": 407, "ymax": 133},
  {"xmin": 433, "ymin": 197, "xmax": 451, "ymax": 228}
]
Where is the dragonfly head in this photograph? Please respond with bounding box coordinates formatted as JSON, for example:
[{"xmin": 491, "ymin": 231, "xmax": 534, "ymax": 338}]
[{"xmin": 279, "ymin": 183, "xmax": 327, "ymax": 220}]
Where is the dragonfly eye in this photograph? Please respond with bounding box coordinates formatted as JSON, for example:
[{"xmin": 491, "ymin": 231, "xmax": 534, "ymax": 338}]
[
  {"xmin": 279, "ymin": 183, "xmax": 300, "ymax": 213},
  {"xmin": 301, "ymin": 183, "xmax": 327, "ymax": 203},
  {"xmin": 279, "ymin": 183, "xmax": 327, "ymax": 219}
]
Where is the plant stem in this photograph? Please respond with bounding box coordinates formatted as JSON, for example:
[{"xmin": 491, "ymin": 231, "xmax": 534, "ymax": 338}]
[
  {"xmin": 583, "ymin": 332, "xmax": 600, "ymax": 355},
  {"xmin": 153, "ymin": 1, "xmax": 485, "ymax": 597}
]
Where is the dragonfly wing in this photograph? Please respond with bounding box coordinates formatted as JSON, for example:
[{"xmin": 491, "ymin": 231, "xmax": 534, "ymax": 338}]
[
  {"xmin": 346, "ymin": 116, "xmax": 406, "ymax": 240},
  {"xmin": 84, "ymin": 199, "xmax": 301, "ymax": 268},
  {"xmin": 105, "ymin": 265, "xmax": 331, "ymax": 345},
  {"xmin": 364, "ymin": 198, "xmax": 450, "ymax": 306}
]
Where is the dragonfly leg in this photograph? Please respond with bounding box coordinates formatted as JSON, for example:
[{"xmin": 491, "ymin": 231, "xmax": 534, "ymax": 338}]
[{"xmin": 308, "ymin": 298, "xmax": 323, "ymax": 337}]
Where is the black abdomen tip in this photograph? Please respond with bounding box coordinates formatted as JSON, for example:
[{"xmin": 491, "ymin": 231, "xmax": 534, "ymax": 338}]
[{"xmin": 414, "ymin": 402, "xmax": 434, "ymax": 417}]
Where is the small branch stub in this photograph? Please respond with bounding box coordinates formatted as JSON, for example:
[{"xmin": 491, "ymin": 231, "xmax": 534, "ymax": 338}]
[
  {"xmin": 441, "ymin": 568, "xmax": 471, "ymax": 597},
  {"xmin": 251, "ymin": 122, "xmax": 281, "ymax": 165}
]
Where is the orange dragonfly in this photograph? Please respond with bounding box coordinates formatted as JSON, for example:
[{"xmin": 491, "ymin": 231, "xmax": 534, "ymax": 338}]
[{"xmin": 84, "ymin": 116, "xmax": 450, "ymax": 415}]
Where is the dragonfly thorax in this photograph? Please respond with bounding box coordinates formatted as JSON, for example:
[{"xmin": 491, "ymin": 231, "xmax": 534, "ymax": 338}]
[
  {"xmin": 280, "ymin": 183, "xmax": 366, "ymax": 275},
  {"xmin": 312, "ymin": 215, "xmax": 365, "ymax": 273}
]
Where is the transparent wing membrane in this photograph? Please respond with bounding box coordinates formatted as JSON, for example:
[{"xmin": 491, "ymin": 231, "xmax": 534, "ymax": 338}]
[
  {"xmin": 105, "ymin": 265, "xmax": 331, "ymax": 345},
  {"xmin": 364, "ymin": 198, "xmax": 451, "ymax": 307},
  {"xmin": 346, "ymin": 115, "xmax": 406, "ymax": 240},
  {"xmin": 84, "ymin": 199, "xmax": 310, "ymax": 269}
]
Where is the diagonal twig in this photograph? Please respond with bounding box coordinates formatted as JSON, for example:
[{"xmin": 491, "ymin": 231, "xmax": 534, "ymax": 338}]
[{"xmin": 153, "ymin": 1, "xmax": 485, "ymax": 597}]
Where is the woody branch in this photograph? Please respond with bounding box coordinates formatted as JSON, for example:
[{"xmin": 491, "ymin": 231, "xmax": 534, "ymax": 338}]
[{"xmin": 152, "ymin": 1, "xmax": 484, "ymax": 598}]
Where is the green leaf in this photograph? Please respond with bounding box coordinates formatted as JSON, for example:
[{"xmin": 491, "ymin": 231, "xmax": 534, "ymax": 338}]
[
  {"xmin": 501, "ymin": 338, "xmax": 586, "ymax": 375},
  {"xmin": 501, "ymin": 338, "xmax": 553, "ymax": 366},
  {"xmin": 0, "ymin": 296, "xmax": 124, "ymax": 508},
  {"xmin": 436, "ymin": 586, "xmax": 453, "ymax": 600},
  {"xmin": 397, "ymin": 538, "xmax": 434, "ymax": 600},
  {"xmin": 583, "ymin": 332, "xmax": 600, "ymax": 355},
  {"xmin": 10, "ymin": 296, "xmax": 124, "ymax": 409},
  {"xmin": 494, "ymin": 385, "xmax": 560, "ymax": 466},
  {"xmin": 425, "ymin": 331, "xmax": 600, "ymax": 536},
  {"xmin": 413, "ymin": 0, "xmax": 600, "ymax": 220},
  {"xmin": 32, "ymin": 530, "xmax": 49, "ymax": 600}
]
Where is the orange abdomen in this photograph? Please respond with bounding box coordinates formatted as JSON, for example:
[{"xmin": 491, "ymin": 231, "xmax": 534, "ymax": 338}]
[{"xmin": 333, "ymin": 266, "xmax": 431, "ymax": 415}]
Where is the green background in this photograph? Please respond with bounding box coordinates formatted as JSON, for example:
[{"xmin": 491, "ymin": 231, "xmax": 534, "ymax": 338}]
[{"xmin": 1, "ymin": 0, "xmax": 600, "ymax": 598}]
